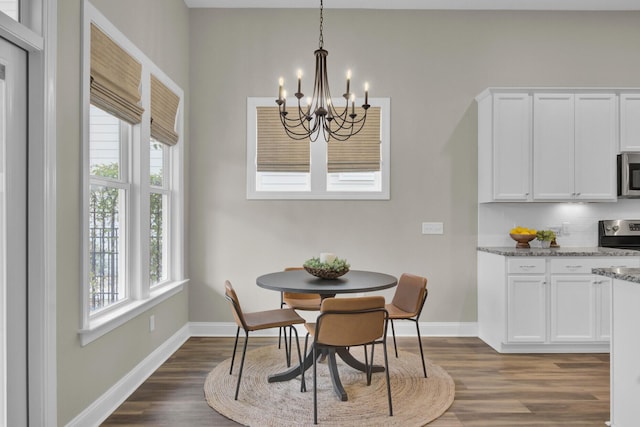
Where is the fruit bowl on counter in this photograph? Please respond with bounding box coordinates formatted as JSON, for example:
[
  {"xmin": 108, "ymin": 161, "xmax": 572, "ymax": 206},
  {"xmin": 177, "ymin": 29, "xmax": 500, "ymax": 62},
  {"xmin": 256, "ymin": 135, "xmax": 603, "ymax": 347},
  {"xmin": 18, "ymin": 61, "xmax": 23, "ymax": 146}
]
[
  {"xmin": 509, "ymin": 226, "xmax": 537, "ymax": 248},
  {"xmin": 509, "ymin": 233, "xmax": 536, "ymax": 248}
]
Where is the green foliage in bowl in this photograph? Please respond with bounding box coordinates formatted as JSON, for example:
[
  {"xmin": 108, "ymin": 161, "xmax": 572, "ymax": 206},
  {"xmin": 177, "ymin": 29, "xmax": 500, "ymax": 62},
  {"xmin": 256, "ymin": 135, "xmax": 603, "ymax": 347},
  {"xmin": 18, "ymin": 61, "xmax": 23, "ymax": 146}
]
[
  {"xmin": 303, "ymin": 257, "xmax": 350, "ymax": 271},
  {"xmin": 303, "ymin": 257, "xmax": 350, "ymax": 279}
]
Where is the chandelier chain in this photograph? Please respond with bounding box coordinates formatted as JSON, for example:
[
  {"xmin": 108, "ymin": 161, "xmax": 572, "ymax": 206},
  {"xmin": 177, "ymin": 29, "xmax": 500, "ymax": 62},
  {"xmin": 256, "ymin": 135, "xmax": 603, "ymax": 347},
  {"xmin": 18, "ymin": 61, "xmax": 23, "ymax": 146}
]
[{"xmin": 319, "ymin": 0, "xmax": 324, "ymax": 49}]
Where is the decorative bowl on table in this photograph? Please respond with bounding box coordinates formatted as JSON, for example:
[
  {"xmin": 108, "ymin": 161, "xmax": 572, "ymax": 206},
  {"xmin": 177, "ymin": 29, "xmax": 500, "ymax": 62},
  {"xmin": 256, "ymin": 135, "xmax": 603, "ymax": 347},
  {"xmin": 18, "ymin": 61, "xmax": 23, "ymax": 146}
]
[
  {"xmin": 509, "ymin": 233, "xmax": 536, "ymax": 249},
  {"xmin": 303, "ymin": 256, "xmax": 350, "ymax": 279}
]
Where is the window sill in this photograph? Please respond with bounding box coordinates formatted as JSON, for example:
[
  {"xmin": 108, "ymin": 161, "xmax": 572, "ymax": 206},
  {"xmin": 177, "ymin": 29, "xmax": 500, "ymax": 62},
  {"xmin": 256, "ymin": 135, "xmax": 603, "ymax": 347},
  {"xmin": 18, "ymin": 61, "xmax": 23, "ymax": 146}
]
[{"xmin": 78, "ymin": 279, "xmax": 189, "ymax": 346}]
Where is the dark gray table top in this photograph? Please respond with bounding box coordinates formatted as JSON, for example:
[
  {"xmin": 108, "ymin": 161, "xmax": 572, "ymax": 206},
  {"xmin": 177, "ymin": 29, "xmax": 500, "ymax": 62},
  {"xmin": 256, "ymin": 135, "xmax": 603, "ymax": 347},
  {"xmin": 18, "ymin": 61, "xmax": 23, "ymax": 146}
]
[{"xmin": 256, "ymin": 269, "xmax": 397, "ymax": 295}]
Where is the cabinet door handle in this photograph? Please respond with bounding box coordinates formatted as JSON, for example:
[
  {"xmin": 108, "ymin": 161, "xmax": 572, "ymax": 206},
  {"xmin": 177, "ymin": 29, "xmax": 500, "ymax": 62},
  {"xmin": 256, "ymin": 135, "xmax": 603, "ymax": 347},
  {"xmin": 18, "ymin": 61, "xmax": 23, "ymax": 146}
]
[{"xmin": 565, "ymin": 265, "xmax": 583, "ymax": 269}]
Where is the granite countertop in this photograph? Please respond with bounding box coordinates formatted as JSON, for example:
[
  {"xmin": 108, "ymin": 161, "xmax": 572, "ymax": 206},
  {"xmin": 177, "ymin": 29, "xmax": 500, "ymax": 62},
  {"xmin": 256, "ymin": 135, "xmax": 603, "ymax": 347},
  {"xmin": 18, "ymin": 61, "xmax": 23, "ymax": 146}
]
[
  {"xmin": 593, "ymin": 267, "xmax": 640, "ymax": 284},
  {"xmin": 477, "ymin": 246, "xmax": 640, "ymax": 257}
]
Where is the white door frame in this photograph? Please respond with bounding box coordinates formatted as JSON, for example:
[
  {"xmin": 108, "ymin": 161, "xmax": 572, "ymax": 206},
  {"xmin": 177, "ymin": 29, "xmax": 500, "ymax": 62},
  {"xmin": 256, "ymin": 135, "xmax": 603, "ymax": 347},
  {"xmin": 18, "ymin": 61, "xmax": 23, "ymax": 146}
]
[{"xmin": 0, "ymin": 1, "xmax": 57, "ymax": 425}]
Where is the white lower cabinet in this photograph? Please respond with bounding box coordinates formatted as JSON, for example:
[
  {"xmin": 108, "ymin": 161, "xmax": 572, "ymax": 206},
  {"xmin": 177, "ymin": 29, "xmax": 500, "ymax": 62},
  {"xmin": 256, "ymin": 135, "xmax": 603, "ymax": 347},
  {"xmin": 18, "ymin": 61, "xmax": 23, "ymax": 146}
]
[
  {"xmin": 478, "ymin": 251, "xmax": 639, "ymax": 353},
  {"xmin": 550, "ymin": 275, "xmax": 596, "ymax": 342},
  {"xmin": 508, "ymin": 275, "xmax": 546, "ymax": 342}
]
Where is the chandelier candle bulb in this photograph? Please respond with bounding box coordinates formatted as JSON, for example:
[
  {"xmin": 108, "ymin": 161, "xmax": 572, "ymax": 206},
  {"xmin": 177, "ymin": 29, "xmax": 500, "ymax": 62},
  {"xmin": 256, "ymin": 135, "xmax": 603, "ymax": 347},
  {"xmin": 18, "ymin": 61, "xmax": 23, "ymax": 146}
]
[
  {"xmin": 278, "ymin": 77, "xmax": 283, "ymax": 101},
  {"xmin": 297, "ymin": 69, "xmax": 302, "ymax": 95},
  {"xmin": 364, "ymin": 82, "xmax": 369, "ymax": 105},
  {"xmin": 351, "ymin": 93, "xmax": 355, "ymax": 115},
  {"xmin": 346, "ymin": 69, "xmax": 351, "ymax": 95}
]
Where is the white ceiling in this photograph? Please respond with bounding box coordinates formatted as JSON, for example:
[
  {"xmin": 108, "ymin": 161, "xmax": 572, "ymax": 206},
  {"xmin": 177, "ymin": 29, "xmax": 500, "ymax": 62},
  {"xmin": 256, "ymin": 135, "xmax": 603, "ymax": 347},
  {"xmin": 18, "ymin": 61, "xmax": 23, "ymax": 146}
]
[{"xmin": 184, "ymin": 0, "xmax": 640, "ymax": 11}]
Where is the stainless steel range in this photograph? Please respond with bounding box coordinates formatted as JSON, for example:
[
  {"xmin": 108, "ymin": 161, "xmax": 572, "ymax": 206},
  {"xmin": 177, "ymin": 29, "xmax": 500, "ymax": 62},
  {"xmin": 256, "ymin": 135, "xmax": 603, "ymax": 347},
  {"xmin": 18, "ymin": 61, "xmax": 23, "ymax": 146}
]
[{"xmin": 598, "ymin": 219, "xmax": 640, "ymax": 250}]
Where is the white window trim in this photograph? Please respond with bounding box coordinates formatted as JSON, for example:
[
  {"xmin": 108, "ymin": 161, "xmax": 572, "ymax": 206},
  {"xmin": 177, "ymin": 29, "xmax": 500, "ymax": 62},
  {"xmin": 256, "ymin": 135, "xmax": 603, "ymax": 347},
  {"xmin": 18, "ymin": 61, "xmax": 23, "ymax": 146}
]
[
  {"xmin": 80, "ymin": 2, "xmax": 187, "ymax": 346},
  {"xmin": 246, "ymin": 97, "xmax": 391, "ymax": 200}
]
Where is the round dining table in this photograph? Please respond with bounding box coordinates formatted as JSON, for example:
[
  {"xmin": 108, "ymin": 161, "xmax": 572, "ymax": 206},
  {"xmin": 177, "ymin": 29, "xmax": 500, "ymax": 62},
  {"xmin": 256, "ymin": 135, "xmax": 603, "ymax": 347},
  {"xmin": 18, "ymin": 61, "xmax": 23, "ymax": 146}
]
[{"xmin": 256, "ymin": 269, "xmax": 398, "ymax": 401}]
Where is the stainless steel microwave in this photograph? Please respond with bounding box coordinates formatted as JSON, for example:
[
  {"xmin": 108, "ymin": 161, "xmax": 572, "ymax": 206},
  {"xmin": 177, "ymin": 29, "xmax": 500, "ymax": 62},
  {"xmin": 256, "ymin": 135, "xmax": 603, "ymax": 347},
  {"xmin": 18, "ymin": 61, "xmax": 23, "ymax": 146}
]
[{"xmin": 618, "ymin": 153, "xmax": 640, "ymax": 198}]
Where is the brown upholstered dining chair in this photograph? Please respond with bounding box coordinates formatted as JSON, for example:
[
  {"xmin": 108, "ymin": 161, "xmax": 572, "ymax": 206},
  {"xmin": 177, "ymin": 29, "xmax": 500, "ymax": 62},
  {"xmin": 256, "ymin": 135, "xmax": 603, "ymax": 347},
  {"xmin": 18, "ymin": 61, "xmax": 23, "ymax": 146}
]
[
  {"xmin": 224, "ymin": 280, "xmax": 305, "ymax": 400},
  {"xmin": 303, "ymin": 296, "xmax": 393, "ymax": 425},
  {"xmin": 278, "ymin": 267, "xmax": 322, "ymax": 360},
  {"xmin": 385, "ymin": 273, "xmax": 429, "ymax": 377}
]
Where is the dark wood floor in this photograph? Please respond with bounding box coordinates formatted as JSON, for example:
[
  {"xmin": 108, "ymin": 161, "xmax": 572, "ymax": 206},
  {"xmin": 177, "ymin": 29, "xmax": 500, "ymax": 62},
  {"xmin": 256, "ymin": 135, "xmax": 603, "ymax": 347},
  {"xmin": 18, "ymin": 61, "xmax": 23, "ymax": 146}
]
[{"xmin": 102, "ymin": 336, "xmax": 610, "ymax": 426}]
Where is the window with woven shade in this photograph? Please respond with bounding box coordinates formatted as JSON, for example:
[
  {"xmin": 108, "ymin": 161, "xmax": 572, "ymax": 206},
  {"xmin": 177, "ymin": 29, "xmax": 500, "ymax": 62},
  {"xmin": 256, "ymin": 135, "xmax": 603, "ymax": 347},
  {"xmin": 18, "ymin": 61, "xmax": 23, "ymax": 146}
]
[
  {"xmin": 247, "ymin": 97, "xmax": 390, "ymax": 200},
  {"xmin": 82, "ymin": 4, "xmax": 186, "ymax": 346},
  {"xmin": 256, "ymin": 106, "xmax": 310, "ymax": 173},
  {"xmin": 151, "ymin": 74, "xmax": 180, "ymax": 146},
  {"xmin": 327, "ymin": 107, "xmax": 381, "ymax": 173},
  {"xmin": 90, "ymin": 23, "xmax": 143, "ymax": 124}
]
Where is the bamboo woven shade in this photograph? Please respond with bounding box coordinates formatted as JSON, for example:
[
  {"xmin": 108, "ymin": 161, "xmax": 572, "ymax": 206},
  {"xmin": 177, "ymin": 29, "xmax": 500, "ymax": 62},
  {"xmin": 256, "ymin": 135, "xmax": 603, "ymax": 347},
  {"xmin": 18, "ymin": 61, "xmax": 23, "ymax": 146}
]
[
  {"xmin": 327, "ymin": 107, "xmax": 381, "ymax": 172},
  {"xmin": 151, "ymin": 74, "xmax": 180, "ymax": 146},
  {"xmin": 256, "ymin": 107, "xmax": 310, "ymax": 172},
  {"xmin": 90, "ymin": 23, "xmax": 144, "ymax": 124}
]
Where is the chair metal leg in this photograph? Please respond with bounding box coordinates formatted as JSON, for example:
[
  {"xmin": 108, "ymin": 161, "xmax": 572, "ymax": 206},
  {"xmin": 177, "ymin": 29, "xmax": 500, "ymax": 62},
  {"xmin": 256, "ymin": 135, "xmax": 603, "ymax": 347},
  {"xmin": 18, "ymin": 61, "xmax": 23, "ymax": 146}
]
[
  {"xmin": 390, "ymin": 319, "xmax": 398, "ymax": 357},
  {"xmin": 302, "ymin": 333, "xmax": 310, "ymax": 392},
  {"xmin": 229, "ymin": 327, "xmax": 240, "ymax": 375},
  {"xmin": 278, "ymin": 296, "xmax": 286, "ymax": 349},
  {"xmin": 415, "ymin": 320, "xmax": 427, "ymax": 378},
  {"xmin": 286, "ymin": 326, "xmax": 293, "ymax": 367},
  {"xmin": 313, "ymin": 344, "xmax": 318, "ymax": 425},
  {"xmin": 364, "ymin": 344, "xmax": 371, "ymax": 385},
  {"xmin": 234, "ymin": 331, "xmax": 249, "ymax": 400},
  {"xmin": 382, "ymin": 339, "xmax": 393, "ymax": 416}
]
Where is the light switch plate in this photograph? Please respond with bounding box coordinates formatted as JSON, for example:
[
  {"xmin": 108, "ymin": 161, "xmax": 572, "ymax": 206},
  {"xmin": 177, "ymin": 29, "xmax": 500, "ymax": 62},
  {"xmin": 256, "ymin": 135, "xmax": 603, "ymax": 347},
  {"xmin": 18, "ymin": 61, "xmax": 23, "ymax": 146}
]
[{"xmin": 422, "ymin": 222, "xmax": 444, "ymax": 235}]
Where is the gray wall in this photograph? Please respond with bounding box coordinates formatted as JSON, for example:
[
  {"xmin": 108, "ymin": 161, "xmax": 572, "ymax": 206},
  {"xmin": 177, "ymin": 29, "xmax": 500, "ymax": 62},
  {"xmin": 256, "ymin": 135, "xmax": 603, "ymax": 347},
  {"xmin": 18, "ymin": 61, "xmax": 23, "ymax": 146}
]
[
  {"xmin": 187, "ymin": 9, "xmax": 640, "ymax": 322},
  {"xmin": 56, "ymin": 0, "xmax": 190, "ymax": 424}
]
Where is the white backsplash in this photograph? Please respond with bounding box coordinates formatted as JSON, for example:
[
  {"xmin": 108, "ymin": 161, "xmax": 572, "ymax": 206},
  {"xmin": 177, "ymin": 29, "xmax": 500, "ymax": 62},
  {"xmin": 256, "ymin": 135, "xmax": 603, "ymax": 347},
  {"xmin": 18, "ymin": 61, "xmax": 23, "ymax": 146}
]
[{"xmin": 478, "ymin": 199, "xmax": 640, "ymax": 247}]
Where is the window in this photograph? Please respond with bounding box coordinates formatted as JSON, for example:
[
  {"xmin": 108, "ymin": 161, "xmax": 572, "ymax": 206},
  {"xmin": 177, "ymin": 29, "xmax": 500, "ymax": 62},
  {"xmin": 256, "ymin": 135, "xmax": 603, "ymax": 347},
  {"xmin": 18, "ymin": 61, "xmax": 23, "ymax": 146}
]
[
  {"xmin": 81, "ymin": 4, "xmax": 185, "ymax": 345},
  {"xmin": 88, "ymin": 105, "xmax": 129, "ymax": 311},
  {"xmin": 247, "ymin": 97, "xmax": 390, "ymax": 200},
  {"xmin": 149, "ymin": 138, "xmax": 169, "ymax": 286}
]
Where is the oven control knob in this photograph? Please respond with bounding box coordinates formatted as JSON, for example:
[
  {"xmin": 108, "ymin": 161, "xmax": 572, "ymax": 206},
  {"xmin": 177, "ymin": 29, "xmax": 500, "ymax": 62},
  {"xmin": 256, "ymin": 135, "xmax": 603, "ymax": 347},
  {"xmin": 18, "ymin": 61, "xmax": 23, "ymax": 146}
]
[{"xmin": 612, "ymin": 225, "xmax": 620, "ymax": 232}]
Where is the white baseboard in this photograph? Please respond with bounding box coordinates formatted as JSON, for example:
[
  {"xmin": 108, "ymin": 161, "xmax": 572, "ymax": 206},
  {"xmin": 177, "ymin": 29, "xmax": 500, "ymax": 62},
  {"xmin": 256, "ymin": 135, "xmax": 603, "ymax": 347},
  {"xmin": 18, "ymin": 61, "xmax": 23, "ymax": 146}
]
[
  {"xmin": 68, "ymin": 320, "xmax": 477, "ymax": 426},
  {"xmin": 65, "ymin": 324, "xmax": 191, "ymax": 427}
]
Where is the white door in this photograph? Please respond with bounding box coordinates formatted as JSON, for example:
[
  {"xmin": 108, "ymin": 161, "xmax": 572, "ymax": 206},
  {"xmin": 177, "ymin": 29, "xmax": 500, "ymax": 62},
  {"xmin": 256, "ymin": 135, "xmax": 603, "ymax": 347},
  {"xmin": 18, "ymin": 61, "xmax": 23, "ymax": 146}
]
[{"xmin": 0, "ymin": 36, "xmax": 28, "ymax": 427}]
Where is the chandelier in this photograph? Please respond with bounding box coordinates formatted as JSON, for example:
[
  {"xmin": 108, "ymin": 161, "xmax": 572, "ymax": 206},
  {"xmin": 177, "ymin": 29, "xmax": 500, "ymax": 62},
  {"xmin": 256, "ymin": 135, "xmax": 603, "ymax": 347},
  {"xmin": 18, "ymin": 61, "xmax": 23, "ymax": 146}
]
[{"xmin": 276, "ymin": 0, "xmax": 370, "ymax": 142}]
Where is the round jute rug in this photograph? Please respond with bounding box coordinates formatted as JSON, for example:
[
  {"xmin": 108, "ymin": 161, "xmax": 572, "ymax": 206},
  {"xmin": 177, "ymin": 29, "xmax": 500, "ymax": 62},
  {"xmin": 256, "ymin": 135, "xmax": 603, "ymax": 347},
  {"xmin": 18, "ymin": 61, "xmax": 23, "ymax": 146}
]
[{"xmin": 204, "ymin": 345, "xmax": 455, "ymax": 426}]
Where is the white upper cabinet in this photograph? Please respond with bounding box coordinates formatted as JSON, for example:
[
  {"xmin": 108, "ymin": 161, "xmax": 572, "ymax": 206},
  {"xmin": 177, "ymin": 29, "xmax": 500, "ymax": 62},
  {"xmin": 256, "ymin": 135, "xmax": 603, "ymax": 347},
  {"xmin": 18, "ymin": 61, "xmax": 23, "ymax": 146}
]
[
  {"xmin": 534, "ymin": 93, "xmax": 616, "ymax": 201},
  {"xmin": 574, "ymin": 94, "xmax": 617, "ymax": 200},
  {"xmin": 533, "ymin": 93, "xmax": 575, "ymax": 200},
  {"xmin": 620, "ymin": 93, "xmax": 640, "ymax": 152},
  {"xmin": 478, "ymin": 88, "xmax": 618, "ymax": 203},
  {"xmin": 492, "ymin": 93, "xmax": 532, "ymax": 201},
  {"xmin": 477, "ymin": 91, "xmax": 532, "ymax": 202}
]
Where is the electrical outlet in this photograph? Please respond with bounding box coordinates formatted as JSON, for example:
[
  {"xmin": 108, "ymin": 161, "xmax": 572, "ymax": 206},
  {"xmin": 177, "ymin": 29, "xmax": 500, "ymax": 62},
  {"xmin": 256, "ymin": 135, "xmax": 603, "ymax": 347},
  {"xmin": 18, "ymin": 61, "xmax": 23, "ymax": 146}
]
[
  {"xmin": 548, "ymin": 226, "xmax": 562, "ymax": 237},
  {"xmin": 422, "ymin": 222, "xmax": 444, "ymax": 235}
]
